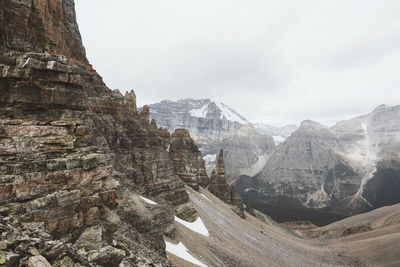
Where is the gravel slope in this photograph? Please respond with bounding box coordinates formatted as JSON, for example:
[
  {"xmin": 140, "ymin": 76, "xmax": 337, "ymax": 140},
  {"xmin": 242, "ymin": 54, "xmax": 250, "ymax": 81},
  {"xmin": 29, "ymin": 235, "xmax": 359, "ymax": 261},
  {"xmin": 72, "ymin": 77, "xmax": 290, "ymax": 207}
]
[{"xmin": 169, "ymin": 187, "xmax": 370, "ymax": 267}]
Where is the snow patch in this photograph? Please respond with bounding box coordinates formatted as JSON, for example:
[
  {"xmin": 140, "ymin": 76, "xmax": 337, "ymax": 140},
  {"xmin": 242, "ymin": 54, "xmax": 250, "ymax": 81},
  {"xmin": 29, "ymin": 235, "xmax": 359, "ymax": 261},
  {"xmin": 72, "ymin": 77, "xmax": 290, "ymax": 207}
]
[
  {"xmin": 140, "ymin": 196, "xmax": 157, "ymax": 205},
  {"xmin": 203, "ymin": 154, "xmax": 216, "ymax": 171},
  {"xmin": 216, "ymin": 102, "xmax": 248, "ymax": 124},
  {"xmin": 165, "ymin": 241, "xmax": 207, "ymax": 267},
  {"xmin": 190, "ymin": 104, "xmax": 209, "ymax": 118},
  {"xmin": 272, "ymin": 135, "xmax": 286, "ymax": 145},
  {"xmin": 174, "ymin": 216, "xmax": 209, "ymax": 237},
  {"xmin": 361, "ymin": 123, "xmax": 368, "ymax": 135},
  {"xmin": 190, "ymin": 101, "xmax": 248, "ymax": 124}
]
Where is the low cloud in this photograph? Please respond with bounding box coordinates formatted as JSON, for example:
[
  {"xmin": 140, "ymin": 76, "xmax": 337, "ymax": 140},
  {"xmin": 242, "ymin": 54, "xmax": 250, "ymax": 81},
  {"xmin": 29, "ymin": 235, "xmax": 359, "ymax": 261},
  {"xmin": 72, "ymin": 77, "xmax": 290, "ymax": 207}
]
[{"xmin": 76, "ymin": 0, "xmax": 400, "ymax": 126}]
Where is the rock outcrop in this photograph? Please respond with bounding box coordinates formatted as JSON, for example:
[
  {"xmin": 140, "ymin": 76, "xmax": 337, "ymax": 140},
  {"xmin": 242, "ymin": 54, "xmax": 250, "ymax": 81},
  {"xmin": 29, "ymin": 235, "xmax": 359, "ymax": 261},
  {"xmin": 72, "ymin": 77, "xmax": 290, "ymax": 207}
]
[
  {"xmin": 0, "ymin": 0, "xmax": 89, "ymax": 68},
  {"xmin": 0, "ymin": 0, "xmax": 209, "ymax": 265},
  {"xmin": 208, "ymin": 149, "xmax": 245, "ymax": 218},
  {"xmin": 169, "ymin": 129, "xmax": 209, "ymax": 190}
]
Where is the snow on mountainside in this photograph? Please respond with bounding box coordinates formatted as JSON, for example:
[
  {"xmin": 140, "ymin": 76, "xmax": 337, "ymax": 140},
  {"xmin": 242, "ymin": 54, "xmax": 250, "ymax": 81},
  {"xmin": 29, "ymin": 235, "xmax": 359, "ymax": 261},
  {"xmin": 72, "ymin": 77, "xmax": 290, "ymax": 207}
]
[
  {"xmin": 237, "ymin": 104, "xmax": 400, "ymax": 223},
  {"xmin": 190, "ymin": 101, "xmax": 249, "ymax": 124},
  {"xmin": 146, "ymin": 99, "xmax": 276, "ymax": 180}
]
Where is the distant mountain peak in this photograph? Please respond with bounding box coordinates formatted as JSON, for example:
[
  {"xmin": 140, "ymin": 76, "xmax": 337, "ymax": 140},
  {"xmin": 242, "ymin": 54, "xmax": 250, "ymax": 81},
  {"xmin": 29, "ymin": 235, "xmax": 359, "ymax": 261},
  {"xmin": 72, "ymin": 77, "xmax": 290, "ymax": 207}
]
[
  {"xmin": 187, "ymin": 99, "xmax": 249, "ymax": 124},
  {"xmin": 372, "ymin": 104, "xmax": 400, "ymax": 113}
]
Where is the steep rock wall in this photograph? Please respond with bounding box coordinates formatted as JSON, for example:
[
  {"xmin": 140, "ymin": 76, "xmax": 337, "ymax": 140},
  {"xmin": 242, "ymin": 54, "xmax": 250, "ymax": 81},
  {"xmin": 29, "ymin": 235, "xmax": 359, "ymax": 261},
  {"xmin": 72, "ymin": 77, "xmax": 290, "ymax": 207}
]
[{"xmin": 0, "ymin": 0, "xmax": 208, "ymax": 266}]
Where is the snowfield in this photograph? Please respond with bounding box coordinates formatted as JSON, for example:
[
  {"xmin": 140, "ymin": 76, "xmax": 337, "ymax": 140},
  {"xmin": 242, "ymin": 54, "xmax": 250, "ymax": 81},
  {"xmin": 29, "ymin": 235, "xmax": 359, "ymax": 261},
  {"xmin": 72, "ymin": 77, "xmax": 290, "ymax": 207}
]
[
  {"xmin": 165, "ymin": 241, "xmax": 207, "ymax": 267},
  {"xmin": 272, "ymin": 135, "xmax": 286, "ymax": 145},
  {"xmin": 174, "ymin": 216, "xmax": 209, "ymax": 237}
]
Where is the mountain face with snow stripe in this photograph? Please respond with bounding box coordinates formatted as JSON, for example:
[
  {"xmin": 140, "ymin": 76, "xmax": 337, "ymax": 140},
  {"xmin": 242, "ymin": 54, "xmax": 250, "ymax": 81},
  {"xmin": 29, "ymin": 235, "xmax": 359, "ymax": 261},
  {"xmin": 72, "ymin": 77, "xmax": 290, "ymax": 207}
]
[
  {"xmin": 236, "ymin": 104, "xmax": 400, "ymax": 223},
  {"xmin": 145, "ymin": 99, "xmax": 276, "ymax": 181},
  {"xmin": 190, "ymin": 100, "xmax": 249, "ymax": 124}
]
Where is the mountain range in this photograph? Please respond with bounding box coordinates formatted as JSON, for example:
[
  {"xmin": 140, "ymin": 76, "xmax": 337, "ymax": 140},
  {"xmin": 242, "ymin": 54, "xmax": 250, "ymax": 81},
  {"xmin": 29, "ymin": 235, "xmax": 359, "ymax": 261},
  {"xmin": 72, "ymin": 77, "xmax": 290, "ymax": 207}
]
[
  {"xmin": 147, "ymin": 99, "xmax": 400, "ymax": 225},
  {"xmin": 236, "ymin": 104, "xmax": 400, "ymax": 224},
  {"xmin": 146, "ymin": 99, "xmax": 296, "ymax": 180}
]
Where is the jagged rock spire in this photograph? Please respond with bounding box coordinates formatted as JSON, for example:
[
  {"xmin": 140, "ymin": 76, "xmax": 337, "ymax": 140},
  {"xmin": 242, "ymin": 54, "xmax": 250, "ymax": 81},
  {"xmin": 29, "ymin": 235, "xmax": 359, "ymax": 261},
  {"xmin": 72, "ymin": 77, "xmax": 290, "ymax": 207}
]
[
  {"xmin": 139, "ymin": 105, "xmax": 150, "ymax": 124},
  {"xmin": 218, "ymin": 148, "xmax": 225, "ymax": 177},
  {"xmin": 208, "ymin": 148, "xmax": 246, "ymax": 218},
  {"xmin": 123, "ymin": 90, "xmax": 137, "ymax": 114}
]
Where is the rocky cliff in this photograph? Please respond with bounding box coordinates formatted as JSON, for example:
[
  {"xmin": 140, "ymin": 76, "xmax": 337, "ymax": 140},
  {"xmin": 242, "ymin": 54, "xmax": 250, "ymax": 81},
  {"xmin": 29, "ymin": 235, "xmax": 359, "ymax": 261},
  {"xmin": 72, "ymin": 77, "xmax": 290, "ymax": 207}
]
[
  {"xmin": 146, "ymin": 99, "xmax": 276, "ymax": 181},
  {"xmin": 0, "ymin": 1, "xmax": 209, "ymax": 266},
  {"xmin": 208, "ymin": 149, "xmax": 245, "ymax": 218},
  {"xmin": 236, "ymin": 105, "xmax": 400, "ymax": 225}
]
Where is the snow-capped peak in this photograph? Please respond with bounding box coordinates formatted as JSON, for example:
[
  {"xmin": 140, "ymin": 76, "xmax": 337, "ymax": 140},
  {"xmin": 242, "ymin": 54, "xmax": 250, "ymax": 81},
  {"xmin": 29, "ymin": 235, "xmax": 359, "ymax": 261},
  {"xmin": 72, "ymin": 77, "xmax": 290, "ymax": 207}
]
[
  {"xmin": 215, "ymin": 102, "xmax": 248, "ymax": 124},
  {"xmin": 190, "ymin": 100, "xmax": 249, "ymax": 124}
]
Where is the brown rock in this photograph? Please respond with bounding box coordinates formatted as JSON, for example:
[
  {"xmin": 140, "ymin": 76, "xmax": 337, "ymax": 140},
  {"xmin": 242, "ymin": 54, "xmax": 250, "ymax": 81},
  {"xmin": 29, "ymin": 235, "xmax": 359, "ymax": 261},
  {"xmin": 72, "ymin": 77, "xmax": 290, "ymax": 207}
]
[
  {"xmin": 139, "ymin": 105, "xmax": 150, "ymax": 124},
  {"xmin": 85, "ymin": 207, "xmax": 100, "ymax": 225},
  {"xmin": 0, "ymin": 0, "xmax": 203, "ymax": 265},
  {"xmin": 208, "ymin": 149, "xmax": 246, "ymax": 218},
  {"xmin": 0, "ymin": 0, "xmax": 90, "ymax": 67},
  {"xmin": 27, "ymin": 255, "xmax": 52, "ymax": 267},
  {"xmin": 217, "ymin": 148, "xmax": 226, "ymax": 177}
]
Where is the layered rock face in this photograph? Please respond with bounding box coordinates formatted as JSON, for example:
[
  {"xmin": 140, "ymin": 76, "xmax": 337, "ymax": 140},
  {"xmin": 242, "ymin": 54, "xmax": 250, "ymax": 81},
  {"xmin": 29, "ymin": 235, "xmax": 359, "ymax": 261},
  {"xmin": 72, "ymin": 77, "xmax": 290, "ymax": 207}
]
[
  {"xmin": 0, "ymin": 0, "xmax": 208, "ymax": 266},
  {"xmin": 208, "ymin": 149, "xmax": 245, "ymax": 218},
  {"xmin": 169, "ymin": 129, "xmax": 209, "ymax": 190},
  {"xmin": 236, "ymin": 105, "xmax": 400, "ymax": 224},
  {"xmin": 146, "ymin": 99, "xmax": 276, "ymax": 181},
  {"xmin": 0, "ymin": 0, "xmax": 89, "ymax": 67}
]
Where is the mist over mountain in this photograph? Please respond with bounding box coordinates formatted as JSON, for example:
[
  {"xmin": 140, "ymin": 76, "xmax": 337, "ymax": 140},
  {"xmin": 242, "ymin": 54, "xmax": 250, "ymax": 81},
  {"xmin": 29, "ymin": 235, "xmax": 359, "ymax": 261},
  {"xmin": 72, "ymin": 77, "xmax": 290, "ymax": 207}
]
[{"xmin": 236, "ymin": 104, "xmax": 400, "ymax": 225}]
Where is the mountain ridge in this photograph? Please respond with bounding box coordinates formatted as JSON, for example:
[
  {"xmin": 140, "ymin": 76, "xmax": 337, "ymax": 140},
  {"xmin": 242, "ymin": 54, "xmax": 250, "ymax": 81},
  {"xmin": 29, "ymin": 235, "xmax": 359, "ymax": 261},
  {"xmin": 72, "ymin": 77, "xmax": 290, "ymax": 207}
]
[
  {"xmin": 145, "ymin": 98, "xmax": 278, "ymax": 181},
  {"xmin": 236, "ymin": 103, "xmax": 400, "ymax": 225}
]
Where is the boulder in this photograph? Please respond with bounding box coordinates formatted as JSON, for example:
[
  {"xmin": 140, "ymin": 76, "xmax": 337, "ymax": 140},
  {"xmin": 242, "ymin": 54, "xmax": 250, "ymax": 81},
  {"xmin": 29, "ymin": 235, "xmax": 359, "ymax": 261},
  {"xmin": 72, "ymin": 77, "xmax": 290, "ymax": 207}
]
[{"xmin": 27, "ymin": 255, "xmax": 52, "ymax": 267}]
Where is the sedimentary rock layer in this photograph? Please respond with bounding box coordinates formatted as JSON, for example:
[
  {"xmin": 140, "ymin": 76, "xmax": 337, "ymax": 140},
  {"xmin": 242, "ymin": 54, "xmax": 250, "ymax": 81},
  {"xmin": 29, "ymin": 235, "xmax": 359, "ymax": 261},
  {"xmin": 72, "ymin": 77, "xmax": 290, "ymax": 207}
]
[{"xmin": 0, "ymin": 0, "xmax": 209, "ymax": 265}]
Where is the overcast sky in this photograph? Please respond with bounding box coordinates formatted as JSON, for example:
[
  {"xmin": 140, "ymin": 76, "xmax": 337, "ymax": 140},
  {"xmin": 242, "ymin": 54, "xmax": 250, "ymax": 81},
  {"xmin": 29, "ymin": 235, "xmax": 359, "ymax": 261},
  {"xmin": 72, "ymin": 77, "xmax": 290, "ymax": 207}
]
[{"xmin": 75, "ymin": 0, "xmax": 400, "ymax": 126}]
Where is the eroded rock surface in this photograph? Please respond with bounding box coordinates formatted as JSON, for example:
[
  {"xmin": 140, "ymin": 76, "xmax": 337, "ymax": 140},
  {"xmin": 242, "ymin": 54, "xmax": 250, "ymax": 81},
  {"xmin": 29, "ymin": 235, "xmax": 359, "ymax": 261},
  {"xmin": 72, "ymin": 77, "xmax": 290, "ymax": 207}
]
[
  {"xmin": 208, "ymin": 149, "xmax": 245, "ymax": 218},
  {"xmin": 0, "ymin": 0, "xmax": 209, "ymax": 265}
]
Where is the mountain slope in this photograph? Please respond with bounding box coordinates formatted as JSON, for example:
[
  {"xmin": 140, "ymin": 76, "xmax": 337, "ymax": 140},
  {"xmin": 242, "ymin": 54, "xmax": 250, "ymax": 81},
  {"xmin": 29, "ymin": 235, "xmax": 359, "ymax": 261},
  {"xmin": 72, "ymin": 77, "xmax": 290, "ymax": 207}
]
[
  {"xmin": 236, "ymin": 105, "xmax": 400, "ymax": 224},
  {"xmin": 167, "ymin": 186, "xmax": 400, "ymax": 266}
]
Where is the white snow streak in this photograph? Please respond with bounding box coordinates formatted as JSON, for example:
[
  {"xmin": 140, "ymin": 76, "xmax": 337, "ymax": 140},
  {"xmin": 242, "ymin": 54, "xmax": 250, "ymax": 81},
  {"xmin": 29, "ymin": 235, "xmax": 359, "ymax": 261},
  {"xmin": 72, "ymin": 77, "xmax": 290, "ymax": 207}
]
[
  {"xmin": 215, "ymin": 102, "xmax": 248, "ymax": 124},
  {"xmin": 140, "ymin": 196, "xmax": 157, "ymax": 205},
  {"xmin": 190, "ymin": 104, "xmax": 209, "ymax": 118},
  {"xmin": 190, "ymin": 101, "xmax": 248, "ymax": 124},
  {"xmin": 165, "ymin": 241, "xmax": 207, "ymax": 267},
  {"xmin": 174, "ymin": 216, "xmax": 209, "ymax": 237}
]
